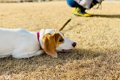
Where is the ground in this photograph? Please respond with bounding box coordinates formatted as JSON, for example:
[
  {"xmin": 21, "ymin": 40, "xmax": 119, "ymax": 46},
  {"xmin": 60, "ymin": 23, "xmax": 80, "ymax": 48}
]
[{"xmin": 0, "ymin": 1, "xmax": 120, "ymax": 80}]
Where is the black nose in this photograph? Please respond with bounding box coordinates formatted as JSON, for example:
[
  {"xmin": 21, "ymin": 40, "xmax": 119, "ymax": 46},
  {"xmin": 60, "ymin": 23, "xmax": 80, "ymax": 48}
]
[{"xmin": 72, "ymin": 42, "xmax": 76, "ymax": 47}]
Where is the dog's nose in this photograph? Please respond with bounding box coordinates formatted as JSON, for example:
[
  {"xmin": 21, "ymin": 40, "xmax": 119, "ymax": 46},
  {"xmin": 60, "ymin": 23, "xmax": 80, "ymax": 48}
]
[{"xmin": 72, "ymin": 42, "xmax": 76, "ymax": 47}]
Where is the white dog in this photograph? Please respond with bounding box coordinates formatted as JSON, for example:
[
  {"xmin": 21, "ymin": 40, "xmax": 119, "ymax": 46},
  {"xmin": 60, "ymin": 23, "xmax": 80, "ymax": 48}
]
[{"xmin": 0, "ymin": 28, "xmax": 76, "ymax": 58}]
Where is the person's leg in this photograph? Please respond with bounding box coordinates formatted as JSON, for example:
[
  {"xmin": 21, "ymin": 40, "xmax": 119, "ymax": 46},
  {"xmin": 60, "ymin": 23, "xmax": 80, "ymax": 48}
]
[
  {"xmin": 66, "ymin": 0, "xmax": 92, "ymax": 17},
  {"xmin": 66, "ymin": 0, "xmax": 85, "ymax": 13},
  {"xmin": 66, "ymin": 0, "xmax": 78, "ymax": 7}
]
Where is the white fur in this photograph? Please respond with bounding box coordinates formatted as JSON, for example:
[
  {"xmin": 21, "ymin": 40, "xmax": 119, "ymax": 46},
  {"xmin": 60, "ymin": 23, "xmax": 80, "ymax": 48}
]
[{"xmin": 0, "ymin": 28, "xmax": 75, "ymax": 58}]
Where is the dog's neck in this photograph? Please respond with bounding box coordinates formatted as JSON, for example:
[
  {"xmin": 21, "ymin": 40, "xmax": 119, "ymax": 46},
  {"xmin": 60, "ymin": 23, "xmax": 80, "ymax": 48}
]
[
  {"xmin": 33, "ymin": 29, "xmax": 56, "ymax": 50},
  {"xmin": 37, "ymin": 32, "xmax": 40, "ymax": 42},
  {"xmin": 36, "ymin": 32, "xmax": 43, "ymax": 49},
  {"xmin": 31, "ymin": 31, "xmax": 43, "ymax": 50}
]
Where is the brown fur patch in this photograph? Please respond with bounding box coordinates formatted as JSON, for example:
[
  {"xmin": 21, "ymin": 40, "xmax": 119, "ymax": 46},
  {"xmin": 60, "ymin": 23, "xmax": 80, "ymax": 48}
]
[{"xmin": 42, "ymin": 33, "xmax": 64, "ymax": 57}]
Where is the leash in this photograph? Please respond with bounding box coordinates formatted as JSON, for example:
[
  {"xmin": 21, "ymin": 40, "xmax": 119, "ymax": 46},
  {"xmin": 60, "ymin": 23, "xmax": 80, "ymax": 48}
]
[
  {"xmin": 59, "ymin": 18, "xmax": 72, "ymax": 31},
  {"xmin": 59, "ymin": 14, "xmax": 75, "ymax": 31}
]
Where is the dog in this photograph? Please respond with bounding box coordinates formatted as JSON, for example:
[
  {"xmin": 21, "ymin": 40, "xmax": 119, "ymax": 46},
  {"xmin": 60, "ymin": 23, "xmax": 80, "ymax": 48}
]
[{"xmin": 0, "ymin": 28, "xmax": 76, "ymax": 58}]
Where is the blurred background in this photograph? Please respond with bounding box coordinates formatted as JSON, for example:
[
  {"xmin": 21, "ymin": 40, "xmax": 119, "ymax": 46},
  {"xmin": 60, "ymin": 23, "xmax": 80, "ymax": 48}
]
[
  {"xmin": 0, "ymin": 0, "xmax": 119, "ymax": 3},
  {"xmin": 0, "ymin": 0, "xmax": 63, "ymax": 2}
]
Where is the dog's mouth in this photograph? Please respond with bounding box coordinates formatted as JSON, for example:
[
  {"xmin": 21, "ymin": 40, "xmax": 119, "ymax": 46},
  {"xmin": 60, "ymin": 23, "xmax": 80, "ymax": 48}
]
[{"xmin": 58, "ymin": 49, "xmax": 72, "ymax": 53}]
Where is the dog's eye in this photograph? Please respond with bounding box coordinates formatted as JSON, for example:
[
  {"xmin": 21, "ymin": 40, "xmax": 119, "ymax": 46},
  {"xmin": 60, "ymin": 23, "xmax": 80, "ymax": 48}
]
[{"xmin": 59, "ymin": 38, "xmax": 64, "ymax": 42}]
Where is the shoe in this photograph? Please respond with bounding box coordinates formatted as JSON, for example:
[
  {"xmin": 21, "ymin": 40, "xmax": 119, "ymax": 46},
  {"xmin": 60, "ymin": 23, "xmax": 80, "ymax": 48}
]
[
  {"xmin": 90, "ymin": 0, "xmax": 99, "ymax": 8},
  {"xmin": 72, "ymin": 7, "xmax": 92, "ymax": 17}
]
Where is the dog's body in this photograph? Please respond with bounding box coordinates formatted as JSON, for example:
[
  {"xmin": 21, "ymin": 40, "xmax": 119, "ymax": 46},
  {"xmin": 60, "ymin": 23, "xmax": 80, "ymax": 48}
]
[
  {"xmin": 0, "ymin": 28, "xmax": 76, "ymax": 58},
  {"xmin": 0, "ymin": 28, "xmax": 41, "ymax": 58}
]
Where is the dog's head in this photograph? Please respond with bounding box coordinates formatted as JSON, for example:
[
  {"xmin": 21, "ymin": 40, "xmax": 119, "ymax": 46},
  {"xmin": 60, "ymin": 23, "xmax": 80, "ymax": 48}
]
[{"xmin": 39, "ymin": 29, "xmax": 76, "ymax": 58}]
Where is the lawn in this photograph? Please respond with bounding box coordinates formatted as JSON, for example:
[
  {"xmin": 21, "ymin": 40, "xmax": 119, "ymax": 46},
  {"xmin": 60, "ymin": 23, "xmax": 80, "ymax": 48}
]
[{"xmin": 0, "ymin": 1, "xmax": 120, "ymax": 80}]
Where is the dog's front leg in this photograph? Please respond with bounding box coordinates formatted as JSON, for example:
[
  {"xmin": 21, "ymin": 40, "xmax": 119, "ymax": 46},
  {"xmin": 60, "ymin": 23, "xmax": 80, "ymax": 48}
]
[{"xmin": 33, "ymin": 50, "xmax": 44, "ymax": 56}]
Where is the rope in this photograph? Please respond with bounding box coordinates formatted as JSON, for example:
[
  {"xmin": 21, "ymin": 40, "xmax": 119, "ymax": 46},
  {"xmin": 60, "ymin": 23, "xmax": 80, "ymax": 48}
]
[{"xmin": 59, "ymin": 18, "xmax": 72, "ymax": 31}]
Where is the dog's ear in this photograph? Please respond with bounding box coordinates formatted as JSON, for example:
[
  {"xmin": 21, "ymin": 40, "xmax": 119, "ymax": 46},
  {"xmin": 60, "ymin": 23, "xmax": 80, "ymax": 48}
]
[
  {"xmin": 53, "ymin": 33, "xmax": 64, "ymax": 47},
  {"xmin": 42, "ymin": 33, "xmax": 58, "ymax": 58}
]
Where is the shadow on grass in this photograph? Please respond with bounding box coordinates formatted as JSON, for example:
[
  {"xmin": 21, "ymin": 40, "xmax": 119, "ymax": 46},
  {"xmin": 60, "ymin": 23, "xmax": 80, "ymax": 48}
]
[
  {"xmin": 93, "ymin": 14, "xmax": 120, "ymax": 19},
  {"xmin": 58, "ymin": 48, "xmax": 106, "ymax": 60},
  {"xmin": 0, "ymin": 49, "xmax": 106, "ymax": 75}
]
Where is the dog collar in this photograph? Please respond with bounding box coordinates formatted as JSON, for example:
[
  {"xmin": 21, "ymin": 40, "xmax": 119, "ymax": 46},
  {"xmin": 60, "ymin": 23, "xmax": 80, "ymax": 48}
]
[
  {"xmin": 37, "ymin": 32, "xmax": 42, "ymax": 49},
  {"xmin": 37, "ymin": 32, "xmax": 40, "ymax": 42}
]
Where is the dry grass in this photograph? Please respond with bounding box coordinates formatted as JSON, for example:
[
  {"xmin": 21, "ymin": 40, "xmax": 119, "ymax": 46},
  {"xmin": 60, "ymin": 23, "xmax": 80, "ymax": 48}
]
[{"xmin": 0, "ymin": 1, "xmax": 120, "ymax": 80}]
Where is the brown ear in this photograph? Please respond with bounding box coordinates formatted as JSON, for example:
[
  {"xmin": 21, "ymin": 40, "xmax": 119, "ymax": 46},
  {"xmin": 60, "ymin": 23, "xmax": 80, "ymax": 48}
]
[
  {"xmin": 53, "ymin": 33, "xmax": 64, "ymax": 47},
  {"xmin": 42, "ymin": 33, "xmax": 57, "ymax": 58},
  {"xmin": 53, "ymin": 33, "xmax": 61, "ymax": 42}
]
